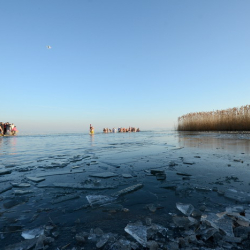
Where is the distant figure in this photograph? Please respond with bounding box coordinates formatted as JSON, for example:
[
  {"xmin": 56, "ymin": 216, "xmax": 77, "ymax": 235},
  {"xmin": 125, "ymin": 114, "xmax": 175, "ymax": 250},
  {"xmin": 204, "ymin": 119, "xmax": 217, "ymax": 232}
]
[
  {"xmin": 11, "ymin": 126, "xmax": 18, "ymax": 135},
  {"xmin": 47, "ymin": 45, "xmax": 52, "ymax": 49},
  {"xmin": 90, "ymin": 124, "xmax": 94, "ymax": 135}
]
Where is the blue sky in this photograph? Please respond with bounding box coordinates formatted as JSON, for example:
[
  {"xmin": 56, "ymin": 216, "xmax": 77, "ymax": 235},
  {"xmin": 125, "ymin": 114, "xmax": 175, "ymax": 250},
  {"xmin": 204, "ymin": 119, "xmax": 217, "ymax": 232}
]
[{"xmin": 1, "ymin": 0, "xmax": 250, "ymax": 133}]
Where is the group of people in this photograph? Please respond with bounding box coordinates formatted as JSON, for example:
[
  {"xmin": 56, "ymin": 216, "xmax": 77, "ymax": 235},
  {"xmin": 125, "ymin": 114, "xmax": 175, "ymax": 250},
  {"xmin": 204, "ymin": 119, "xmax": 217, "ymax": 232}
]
[
  {"xmin": 103, "ymin": 127, "xmax": 140, "ymax": 133},
  {"xmin": 0, "ymin": 122, "xmax": 18, "ymax": 136}
]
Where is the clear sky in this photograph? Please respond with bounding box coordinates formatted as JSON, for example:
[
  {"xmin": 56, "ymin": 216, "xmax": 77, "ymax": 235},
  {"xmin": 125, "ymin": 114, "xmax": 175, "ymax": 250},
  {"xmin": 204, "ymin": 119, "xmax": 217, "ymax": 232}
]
[{"xmin": 1, "ymin": 0, "xmax": 250, "ymax": 133}]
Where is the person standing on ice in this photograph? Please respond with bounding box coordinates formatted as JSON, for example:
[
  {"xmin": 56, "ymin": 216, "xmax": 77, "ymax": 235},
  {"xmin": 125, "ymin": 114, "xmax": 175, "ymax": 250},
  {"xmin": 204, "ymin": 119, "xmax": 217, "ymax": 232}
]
[{"xmin": 90, "ymin": 124, "xmax": 94, "ymax": 134}]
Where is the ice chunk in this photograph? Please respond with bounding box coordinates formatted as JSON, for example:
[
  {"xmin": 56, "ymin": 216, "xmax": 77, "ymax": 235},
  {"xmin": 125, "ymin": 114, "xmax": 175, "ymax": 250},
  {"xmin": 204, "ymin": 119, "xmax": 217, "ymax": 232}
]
[
  {"xmin": 201, "ymin": 213, "xmax": 234, "ymax": 237},
  {"xmin": 124, "ymin": 221, "xmax": 147, "ymax": 247},
  {"xmin": 150, "ymin": 169, "xmax": 165, "ymax": 175},
  {"xmin": 112, "ymin": 183, "xmax": 143, "ymax": 197},
  {"xmin": 14, "ymin": 190, "xmax": 33, "ymax": 195},
  {"xmin": 11, "ymin": 182, "xmax": 31, "ymax": 187},
  {"xmin": 147, "ymin": 223, "xmax": 168, "ymax": 238},
  {"xmin": 201, "ymin": 228, "xmax": 218, "ymax": 240},
  {"xmin": 26, "ymin": 177, "xmax": 45, "ymax": 183},
  {"xmin": 21, "ymin": 227, "xmax": 44, "ymax": 239},
  {"xmin": 96, "ymin": 234, "xmax": 110, "ymax": 248},
  {"xmin": 172, "ymin": 216, "xmax": 198, "ymax": 228},
  {"xmin": 224, "ymin": 189, "xmax": 250, "ymax": 203},
  {"xmin": 86, "ymin": 195, "xmax": 116, "ymax": 207},
  {"xmin": 89, "ymin": 172, "xmax": 118, "ymax": 178},
  {"xmin": 0, "ymin": 169, "xmax": 11, "ymax": 175},
  {"xmin": 176, "ymin": 203, "xmax": 194, "ymax": 216},
  {"xmin": 122, "ymin": 174, "xmax": 133, "ymax": 178}
]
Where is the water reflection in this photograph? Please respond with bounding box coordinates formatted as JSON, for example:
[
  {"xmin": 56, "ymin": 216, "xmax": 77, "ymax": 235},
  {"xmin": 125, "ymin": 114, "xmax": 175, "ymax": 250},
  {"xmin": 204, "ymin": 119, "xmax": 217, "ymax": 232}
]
[
  {"xmin": 178, "ymin": 131, "xmax": 250, "ymax": 154},
  {"xmin": 90, "ymin": 134, "xmax": 95, "ymax": 147}
]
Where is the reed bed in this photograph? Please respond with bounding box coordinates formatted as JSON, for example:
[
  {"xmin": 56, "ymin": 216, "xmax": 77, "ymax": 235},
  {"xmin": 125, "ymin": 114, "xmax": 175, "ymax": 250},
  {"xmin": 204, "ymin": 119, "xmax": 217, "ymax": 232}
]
[{"xmin": 178, "ymin": 105, "xmax": 250, "ymax": 131}]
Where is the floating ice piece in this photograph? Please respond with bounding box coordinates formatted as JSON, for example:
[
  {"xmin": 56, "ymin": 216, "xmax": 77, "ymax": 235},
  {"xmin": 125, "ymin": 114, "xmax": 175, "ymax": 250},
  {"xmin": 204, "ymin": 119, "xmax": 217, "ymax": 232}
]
[
  {"xmin": 89, "ymin": 172, "xmax": 118, "ymax": 178},
  {"xmin": 201, "ymin": 213, "xmax": 234, "ymax": 237},
  {"xmin": 176, "ymin": 203, "xmax": 194, "ymax": 216},
  {"xmin": 86, "ymin": 195, "xmax": 116, "ymax": 207},
  {"xmin": 122, "ymin": 174, "xmax": 133, "ymax": 178},
  {"xmin": 21, "ymin": 227, "xmax": 44, "ymax": 239},
  {"xmin": 171, "ymin": 147, "xmax": 184, "ymax": 150},
  {"xmin": 124, "ymin": 221, "xmax": 147, "ymax": 247},
  {"xmin": 225, "ymin": 206, "xmax": 244, "ymax": 213},
  {"xmin": 224, "ymin": 189, "xmax": 250, "ymax": 203},
  {"xmin": 26, "ymin": 176, "xmax": 45, "ymax": 183},
  {"xmin": 201, "ymin": 228, "xmax": 218, "ymax": 240},
  {"xmin": 0, "ymin": 169, "xmax": 11, "ymax": 175},
  {"xmin": 172, "ymin": 216, "xmax": 198, "ymax": 228},
  {"xmin": 150, "ymin": 169, "xmax": 165, "ymax": 175},
  {"xmin": 183, "ymin": 162, "xmax": 195, "ymax": 165},
  {"xmin": 112, "ymin": 183, "xmax": 143, "ymax": 197},
  {"xmin": 14, "ymin": 190, "xmax": 33, "ymax": 195},
  {"xmin": 176, "ymin": 172, "xmax": 191, "ymax": 176},
  {"xmin": 96, "ymin": 234, "xmax": 110, "ymax": 248},
  {"xmin": 11, "ymin": 182, "xmax": 31, "ymax": 187},
  {"xmin": 147, "ymin": 223, "xmax": 168, "ymax": 237}
]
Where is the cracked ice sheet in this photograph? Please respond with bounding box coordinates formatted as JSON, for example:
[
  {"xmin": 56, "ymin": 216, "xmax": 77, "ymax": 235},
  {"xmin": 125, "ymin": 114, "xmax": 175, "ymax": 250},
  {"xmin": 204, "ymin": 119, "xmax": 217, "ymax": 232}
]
[{"xmin": 201, "ymin": 213, "xmax": 234, "ymax": 237}]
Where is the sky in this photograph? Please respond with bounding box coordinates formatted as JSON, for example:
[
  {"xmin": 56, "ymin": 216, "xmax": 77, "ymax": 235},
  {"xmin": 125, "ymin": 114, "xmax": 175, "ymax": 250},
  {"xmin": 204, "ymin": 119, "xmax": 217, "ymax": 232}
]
[{"xmin": 1, "ymin": 0, "xmax": 250, "ymax": 133}]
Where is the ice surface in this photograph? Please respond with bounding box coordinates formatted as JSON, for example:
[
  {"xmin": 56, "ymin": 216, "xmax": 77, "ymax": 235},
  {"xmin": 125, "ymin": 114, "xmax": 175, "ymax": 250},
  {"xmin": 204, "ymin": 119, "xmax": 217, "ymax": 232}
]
[
  {"xmin": 124, "ymin": 221, "xmax": 147, "ymax": 247},
  {"xmin": 176, "ymin": 203, "xmax": 194, "ymax": 216}
]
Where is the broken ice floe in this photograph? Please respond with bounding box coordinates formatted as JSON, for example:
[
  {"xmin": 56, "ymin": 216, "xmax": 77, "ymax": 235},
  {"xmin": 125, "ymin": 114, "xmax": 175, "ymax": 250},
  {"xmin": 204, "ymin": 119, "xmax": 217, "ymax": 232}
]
[
  {"xmin": 124, "ymin": 220, "xmax": 168, "ymax": 247},
  {"xmin": 112, "ymin": 183, "xmax": 143, "ymax": 197},
  {"xmin": 89, "ymin": 172, "xmax": 118, "ymax": 178},
  {"xmin": 86, "ymin": 195, "xmax": 116, "ymax": 207},
  {"xmin": 21, "ymin": 227, "xmax": 44, "ymax": 239},
  {"xmin": 14, "ymin": 189, "xmax": 33, "ymax": 195},
  {"xmin": 176, "ymin": 203, "xmax": 194, "ymax": 216},
  {"xmin": 124, "ymin": 221, "xmax": 147, "ymax": 247},
  {"xmin": 11, "ymin": 182, "xmax": 31, "ymax": 187},
  {"xmin": 26, "ymin": 176, "xmax": 45, "ymax": 183},
  {"xmin": 0, "ymin": 169, "xmax": 12, "ymax": 175}
]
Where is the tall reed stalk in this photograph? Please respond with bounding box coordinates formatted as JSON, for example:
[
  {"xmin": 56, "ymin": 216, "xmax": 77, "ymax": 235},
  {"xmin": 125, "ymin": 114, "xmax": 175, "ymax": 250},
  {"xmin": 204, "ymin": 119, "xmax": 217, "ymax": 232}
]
[{"xmin": 178, "ymin": 105, "xmax": 250, "ymax": 131}]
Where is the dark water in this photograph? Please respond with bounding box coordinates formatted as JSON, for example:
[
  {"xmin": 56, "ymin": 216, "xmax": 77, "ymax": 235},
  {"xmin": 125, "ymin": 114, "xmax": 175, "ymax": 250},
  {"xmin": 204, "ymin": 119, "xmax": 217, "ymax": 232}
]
[{"xmin": 1, "ymin": 131, "xmax": 250, "ymax": 249}]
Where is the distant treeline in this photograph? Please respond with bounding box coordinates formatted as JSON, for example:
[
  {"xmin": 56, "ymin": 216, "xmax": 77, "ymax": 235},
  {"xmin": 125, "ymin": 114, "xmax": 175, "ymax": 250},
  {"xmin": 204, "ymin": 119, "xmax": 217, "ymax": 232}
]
[{"xmin": 178, "ymin": 105, "xmax": 250, "ymax": 131}]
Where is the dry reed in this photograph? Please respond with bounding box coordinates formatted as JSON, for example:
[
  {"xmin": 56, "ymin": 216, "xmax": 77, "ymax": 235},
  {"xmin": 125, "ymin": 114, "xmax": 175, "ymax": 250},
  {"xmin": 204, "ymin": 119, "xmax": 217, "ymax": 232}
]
[{"xmin": 178, "ymin": 105, "xmax": 250, "ymax": 131}]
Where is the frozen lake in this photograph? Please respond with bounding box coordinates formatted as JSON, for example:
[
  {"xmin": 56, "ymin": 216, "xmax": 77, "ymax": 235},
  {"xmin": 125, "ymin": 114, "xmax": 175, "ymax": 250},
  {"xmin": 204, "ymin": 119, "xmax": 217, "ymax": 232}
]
[{"xmin": 1, "ymin": 131, "xmax": 250, "ymax": 249}]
